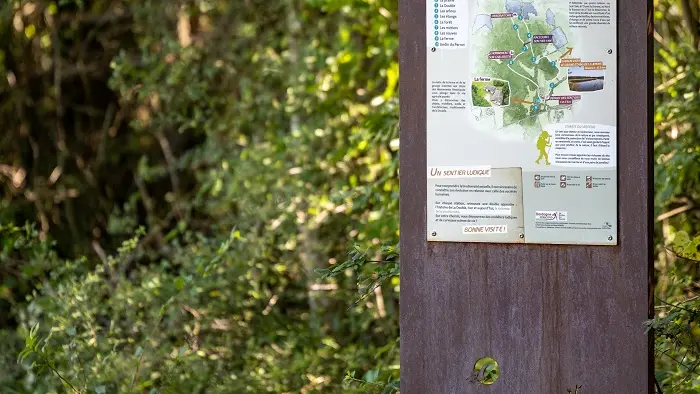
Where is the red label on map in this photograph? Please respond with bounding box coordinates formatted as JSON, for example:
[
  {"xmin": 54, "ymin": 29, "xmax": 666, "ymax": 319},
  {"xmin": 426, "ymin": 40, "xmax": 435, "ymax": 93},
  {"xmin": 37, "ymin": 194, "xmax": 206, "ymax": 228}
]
[
  {"xmin": 490, "ymin": 13, "xmax": 515, "ymax": 18},
  {"xmin": 488, "ymin": 50, "xmax": 513, "ymax": 59},
  {"xmin": 549, "ymin": 95, "xmax": 581, "ymax": 101},
  {"xmin": 533, "ymin": 35, "xmax": 553, "ymax": 43}
]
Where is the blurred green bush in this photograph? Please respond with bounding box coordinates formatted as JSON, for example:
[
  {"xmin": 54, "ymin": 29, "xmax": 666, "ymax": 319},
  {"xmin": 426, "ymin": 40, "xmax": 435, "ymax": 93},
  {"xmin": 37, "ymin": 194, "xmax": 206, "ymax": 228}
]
[
  {"xmin": 651, "ymin": 0, "xmax": 700, "ymax": 391},
  {"xmin": 1, "ymin": 0, "xmax": 399, "ymax": 392}
]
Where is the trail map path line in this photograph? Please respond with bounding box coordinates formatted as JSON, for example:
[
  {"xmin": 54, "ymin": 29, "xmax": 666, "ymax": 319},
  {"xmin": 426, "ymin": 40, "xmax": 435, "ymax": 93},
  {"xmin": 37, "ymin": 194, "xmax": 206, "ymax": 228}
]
[{"xmin": 507, "ymin": 13, "xmax": 568, "ymax": 103}]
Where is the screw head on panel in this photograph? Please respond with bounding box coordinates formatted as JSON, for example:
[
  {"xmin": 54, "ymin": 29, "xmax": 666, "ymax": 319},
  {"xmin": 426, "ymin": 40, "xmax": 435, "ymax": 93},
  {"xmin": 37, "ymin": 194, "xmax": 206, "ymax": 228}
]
[{"xmin": 431, "ymin": 231, "xmax": 437, "ymax": 236}]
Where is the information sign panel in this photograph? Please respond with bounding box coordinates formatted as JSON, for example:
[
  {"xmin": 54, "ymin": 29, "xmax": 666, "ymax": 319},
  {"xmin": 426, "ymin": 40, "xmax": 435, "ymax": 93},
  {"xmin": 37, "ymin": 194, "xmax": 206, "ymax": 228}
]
[{"xmin": 426, "ymin": 0, "xmax": 617, "ymax": 244}]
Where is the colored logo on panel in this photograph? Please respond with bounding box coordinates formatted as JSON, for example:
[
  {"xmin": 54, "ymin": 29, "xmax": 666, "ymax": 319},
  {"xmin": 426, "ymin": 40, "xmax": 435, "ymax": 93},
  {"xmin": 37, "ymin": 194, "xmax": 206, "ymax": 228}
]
[{"xmin": 535, "ymin": 211, "xmax": 568, "ymax": 221}]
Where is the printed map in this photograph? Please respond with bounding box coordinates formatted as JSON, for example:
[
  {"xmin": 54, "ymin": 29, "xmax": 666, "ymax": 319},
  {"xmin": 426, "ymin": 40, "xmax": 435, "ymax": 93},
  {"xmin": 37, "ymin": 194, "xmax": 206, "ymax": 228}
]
[{"xmin": 469, "ymin": 0, "xmax": 595, "ymax": 140}]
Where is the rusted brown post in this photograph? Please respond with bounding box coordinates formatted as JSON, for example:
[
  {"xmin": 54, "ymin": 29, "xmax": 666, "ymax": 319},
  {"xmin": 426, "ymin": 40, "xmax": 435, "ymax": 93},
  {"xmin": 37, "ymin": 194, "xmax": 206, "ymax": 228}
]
[{"xmin": 399, "ymin": 0, "xmax": 652, "ymax": 392}]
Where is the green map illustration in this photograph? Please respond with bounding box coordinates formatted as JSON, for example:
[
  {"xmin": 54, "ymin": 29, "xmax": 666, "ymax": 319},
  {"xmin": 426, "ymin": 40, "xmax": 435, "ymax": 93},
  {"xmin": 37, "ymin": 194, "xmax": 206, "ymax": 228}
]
[{"xmin": 470, "ymin": 0, "xmax": 576, "ymax": 140}]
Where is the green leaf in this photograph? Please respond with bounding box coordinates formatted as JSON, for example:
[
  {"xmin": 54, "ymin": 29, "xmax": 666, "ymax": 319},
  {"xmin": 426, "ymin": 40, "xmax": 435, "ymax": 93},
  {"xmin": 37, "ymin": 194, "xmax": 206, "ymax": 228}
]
[
  {"xmin": 364, "ymin": 369, "xmax": 379, "ymax": 383},
  {"xmin": 174, "ymin": 277, "xmax": 185, "ymax": 291}
]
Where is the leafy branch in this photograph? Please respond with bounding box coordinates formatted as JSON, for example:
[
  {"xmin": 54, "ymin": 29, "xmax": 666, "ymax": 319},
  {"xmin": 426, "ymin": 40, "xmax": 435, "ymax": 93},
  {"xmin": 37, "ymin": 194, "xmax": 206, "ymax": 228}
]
[
  {"xmin": 343, "ymin": 370, "xmax": 400, "ymax": 394},
  {"xmin": 18, "ymin": 324, "xmax": 81, "ymax": 394},
  {"xmin": 316, "ymin": 243, "xmax": 399, "ymax": 304}
]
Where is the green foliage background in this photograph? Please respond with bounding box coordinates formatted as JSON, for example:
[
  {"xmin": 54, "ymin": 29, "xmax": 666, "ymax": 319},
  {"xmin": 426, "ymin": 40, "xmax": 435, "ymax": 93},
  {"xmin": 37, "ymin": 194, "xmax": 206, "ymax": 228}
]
[
  {"xmin": 0, "ymin": 0, "xmax": 697, "ymax": 393},
  {"xmin": 652, "ymin": 0, "xmax": 700, "ymax": 391}
]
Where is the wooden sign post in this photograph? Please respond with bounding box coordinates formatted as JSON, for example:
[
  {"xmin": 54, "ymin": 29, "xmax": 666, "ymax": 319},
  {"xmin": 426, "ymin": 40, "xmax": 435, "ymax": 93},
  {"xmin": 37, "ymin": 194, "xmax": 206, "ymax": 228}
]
[{"xmin": 399, "ymin": 0, "xmax": 652, "ymax": 392}]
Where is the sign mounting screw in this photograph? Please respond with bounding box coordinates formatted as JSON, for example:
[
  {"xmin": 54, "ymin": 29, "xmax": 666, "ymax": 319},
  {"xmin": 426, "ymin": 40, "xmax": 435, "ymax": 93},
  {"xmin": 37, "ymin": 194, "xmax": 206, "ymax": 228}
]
[{"xmin": 431, "ymin": 231, "xmax": 437, "ymax": 236}]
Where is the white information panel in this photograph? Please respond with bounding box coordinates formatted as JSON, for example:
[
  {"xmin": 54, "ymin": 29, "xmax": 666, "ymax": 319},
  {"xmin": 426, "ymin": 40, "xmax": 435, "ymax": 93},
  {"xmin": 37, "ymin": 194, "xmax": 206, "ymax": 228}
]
[{"xmin": 427, "ymin": 0, "xmax": 617, "ymax": 245}]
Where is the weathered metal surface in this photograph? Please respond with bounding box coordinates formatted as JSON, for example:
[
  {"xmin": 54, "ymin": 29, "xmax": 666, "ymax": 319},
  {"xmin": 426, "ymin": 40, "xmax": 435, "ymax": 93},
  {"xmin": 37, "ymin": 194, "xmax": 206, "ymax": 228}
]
[{"xmin": 398, "ymin": 0, "xmax": 653, "ymax": 392}]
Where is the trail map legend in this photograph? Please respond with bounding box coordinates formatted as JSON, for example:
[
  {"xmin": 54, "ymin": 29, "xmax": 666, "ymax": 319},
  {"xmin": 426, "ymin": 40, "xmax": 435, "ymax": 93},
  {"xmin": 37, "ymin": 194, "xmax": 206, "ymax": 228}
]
[{"xmin": 432, "ymin": 0, "xmax": 468, "ymax": 49}]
